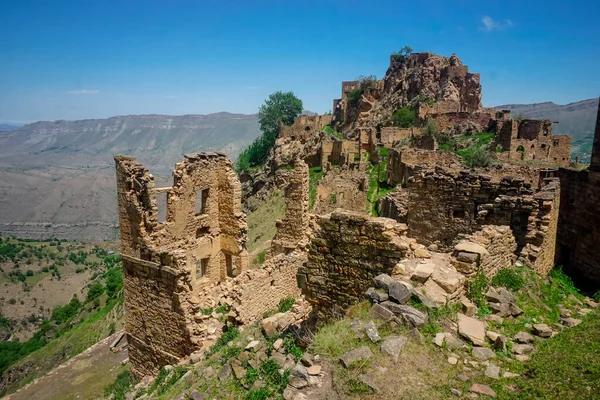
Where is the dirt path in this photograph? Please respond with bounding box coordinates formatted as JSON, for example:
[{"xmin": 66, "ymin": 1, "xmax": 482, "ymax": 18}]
[{"xmin": 5, "ymin": 332, "xmax": 128, "ymax": 400}]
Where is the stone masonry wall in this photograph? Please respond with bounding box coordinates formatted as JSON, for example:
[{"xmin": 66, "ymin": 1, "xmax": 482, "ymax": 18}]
[
  {"xmin": 297, "ymin": 211, "xmax": 412, "ymax": 321},
  {"xmin": 271, "ymin": 160, "xmax": 310, "ymax": 256},
  {"xmin": 115, "ymin": 152, "xmax": 249, "ymax": 378},
  {"xmin": 314, "ymin": 168, "xmax": 368, "ymax": 215},
  {"xmin": 406, "ymin": 167, "xmax": 559, "ymax": 274},
  {"xmin": 198, "ymin": 253, "xmax": 304, "ymax": 325}
]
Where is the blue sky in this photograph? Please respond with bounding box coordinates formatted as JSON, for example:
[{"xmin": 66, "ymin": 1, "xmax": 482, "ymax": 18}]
[{"xmin": 1, "ymin": 0, "xmax": 598, "ymax": 123}]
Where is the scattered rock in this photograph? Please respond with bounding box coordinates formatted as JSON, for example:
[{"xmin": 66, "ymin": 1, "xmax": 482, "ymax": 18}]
[
  {"xmin": 412, "ymin": 263, "xmax": 434, "ymax": 282},
  {"xmin": 486, "ymin": 287, "xmax": 508, "ymax": 305},
  {"xmin": 448, "ymin": 356, "xmax": 458, "ymax": 365},
  {"xmin": 190, "ymin": 351, "xmax": 202, "ymax": 364},
  {"xmin": 532, "ymin": 323, "xmax": 552, "ymax": 338},
  {"xmin": 369, "ymin": 303, "xmax": 394, "ymax": 321},
  {"xmin": 373, "ymin": 273, "xmax": 393, "ymax": 291},
  {"xmin": 407, "ymin": 328, "xmax": 424, "ymax": 343},
  {"xmin": 584, "ymin": 297, "xmax": 599, "ymax": 308},
  {"xmin": 189, "ymin": 391, "xmax": 207, "ymax": 400},
  {"xmin": 470, "ymin": 383, "xmax": 496, "ymax": 397},
  {"xmin": 512, "ymin": 344, "xmax": 535, "ymax": 355},
  {"xmin": 232, "ymin": 364, "xmax": 247, "ymax": 380},
  {"xmin": 456, "ymin": 374, "xmax": 469, "ymax": 382},
  {"xmin": 388, "ymin": 281, "xmax": 411, "ymax": 304},
  {"xmin": 485, "ymin": 364, "xmax": 500, "ymax": 379},
  {"xmin": 392, "ymin": 263, "xmax": 407, "ymax": 275},
  {"xmin": 415, "ymin": 248, "xmax": 432, "ymax": 259},
  {"xmin": 444, "ymin": 333, "xmax": 466, "ymax": 350},
  {"xmin": 380, "ymin": 335, "xmax": 408, "ymax": 363},
  {"xmin": 271, "ymin": 352, "xmax": 286, "ymax": 367},
  {"xmin": 289, "ymin": 376, "xmax": 308, "ymax": 389},
  {"xmin": 300, "ymin": 353, "xmax": 313, "ymax": 367},
  {"xmin": 380, "ymin": 302, "xmax": 428, "ymax": 327},
  {"xmin": 306, "ymin": 365, "xmax": 321, "ymax": 375},
  {"xmin": 358, "ymin": 374, "xmax": 380, "ymax": 392},
  {"xmin": 273, "ymin": 338, "xmax": 284, "ymax": 351},
  {"xmin": 509, "ymin": 303, "xmax": 524, "ymax": 316},
  {"xmin": 370, "ymin": 289, "xmax": 389, "ymax": 303},
  {"xmin": 558, "ymin": 304, "xmax": 571, "ymax": 318},
  {"xmin": 245, "ymin": 340, "xmax": 262, "ymax": 351},
  {"xmin": 472, "ymin": 347, "xmax": 496, "ymax": 360},
  {"xmin": 292, "ymin": 393, "xmax": 307, "ymax": 400},
  {"xmin": 340, "ymin": 346, "xmax": 373, "ymax": 368},
  {"xmin": 513, "ymin": 331, "xmax": 534, "ymax": 344},
  {"xmin": 292, "ymin": 364, "xmax": 309, "ymax": 379},
  {"xmin": 218, "ymin": 364, "xmax": 232, "ymax": 381},
  {"xmin": 365, "ymin": 321, "xmax": 381, "ymax": 342},
  {"xmin": 503, "ymin": 371, "xmax": 520, "ymax": 378},
  {"xmin": 461, "ymin": 298, "xmax": 478, "ymax": 317},
  {"xmin": 457, "ymin": 313, "xmax": 486, "ymax": 346},
  {"xmin": 561, "ymin": 317, "xmax": 582, "ymax": 328},
  {"xmin": 487, "ymin": 315, "xmax": 504, "ymax": 324},
  {"xmin": 433, "ymin": 332, "xmax": 445, "ymax": 347},
  {"xmin": 450, "ymin": 388, "xmax": 462, "ymax": 396},
  {"xmin": 494, "ymin": 335, "xmax": 507, "ymax": 351},
  {"xmin": 486, "ymin": 331, "xmax": 500, "ymax": 342},
  {"xmin": 262, "ymin": 318, "xmax": 277, "ymax": 337}
]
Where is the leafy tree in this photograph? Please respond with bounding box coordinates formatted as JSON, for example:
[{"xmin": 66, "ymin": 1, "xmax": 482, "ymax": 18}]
[
  {"xmin": 86, "ymin": 283, "xmax": 105, "ymax": 302},
  {"xmin": 236, "ymin": 91, "xmax": 303, "ymax": 171},
  {"xmin": 392, "ymin": 107, "xmax": 415, "ymax": 128},
  {"xmin": 105, "ymin": 266, "xmax": 123, "ymax": 299},
  {"xmin": 391, "ymin": 45, "xmax": 413, "ymax": 62}
]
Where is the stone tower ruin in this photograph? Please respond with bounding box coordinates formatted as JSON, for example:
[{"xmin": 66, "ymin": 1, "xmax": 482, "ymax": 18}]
[{"xmin": 114, "ymin": 152, "xmax": 249, "ymax": 377}]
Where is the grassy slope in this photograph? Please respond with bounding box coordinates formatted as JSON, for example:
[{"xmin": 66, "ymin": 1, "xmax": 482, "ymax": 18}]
[{"xmin": 246, "ymin": 190, "xmax": 285, "ymax": 255}]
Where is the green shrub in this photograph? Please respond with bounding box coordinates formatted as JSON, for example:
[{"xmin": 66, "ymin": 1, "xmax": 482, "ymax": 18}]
[
  {"xmin": 105, "ymin": 266, "xmax": 123, "ymax": 298},
  {"xmin": 25, "ymin": 270, "xmax": 33, "ymax": 277},
  {"xmin": 308, "ymin": 167, "xmax": 324, "ymax": 210},
  {"xmin": 491, "ymin": 268, "xmax": 525, "ymax": 291},
  {"xmin": 104, "ymin": 370, "xmax": 134, "ymax": 400},
  {"xmin": 462, "ymin": 146, "xmax": 492, "ymax": 168},
  {"xmin": 283, "ymin": 335, "xmax": 304, "ymax": 360},
  {"xmin": 278, "ymin": 297, "xmax": 295, "ymax": 313},
  {"xmin": 422, "ymin": 120, "xmax": 437, "ymax": 136},
  {"xmin": 347, "ymin": 89, "xmax": 362, "ymax": 104},
  {"xmin": 245, "ymin": 388, "xmax": 270, "ymax": 400},
  {"xmin": 391, "ymin": 45, "xmax": 413, "ymax": 62},
  {"xmin": 207, "ymin": 325, "xmax": 240, "ymax": 356},
  {"xmin": 329, "ymin": 194, "xmax": 337, "ymax": 204},
  {"xmin": 466, "ymin": 269, "xmax": 490, "ymax": 316},
  {"xmin": 86, "ymin": 283, "xmax": 105, "ymax": 302},
  {"xmin": 392, "ymin": 107, "xmax": 415, "ymax": 128},
  {"xmin": 215, "ymin": 305, "xmax": 228, "ymax": 314},
  {"xmin": 254, "ymin": 250, "xmax": 266, "ymax": 265}
]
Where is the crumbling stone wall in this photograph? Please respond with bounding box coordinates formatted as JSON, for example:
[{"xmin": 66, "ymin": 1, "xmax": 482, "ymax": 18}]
[
  {"xmin": 271, "ymin": 160, "xmax": 310, "ymax": 256},
  {"xmin": 379, "ymin": 127, "xmax": 413, "ymax": 147},
  {"xmin": 115, "ymin": 152, "xmax": 249, "ymax": 378},
  {"xmin": 377, "ymin": 189, "xmax": 409, "ymax": 223},
  {"xmin": 386, "ymin": 148, "xmax": 462, "ymax": 186},
  {"xmin": 297, "ymin": 211, "xmax": 412, "ymax": 321},
  {"xmin": 314, "ymin": 168, "xmax": 368, "ymax": 214},
  {"xmin": 198, "ymin": 252, "xmax": 304, "ymax": 325},
  {"xmin": 321, "ymin": 140, "xmax": 362, "ymax": 169},
  {"xmin": 495, "ymin": 119, "xmax": 571, "ymax": 166},
  {"xmin": 451, "ymin": 226, "xmax": 517, "ymax": 279},
  {"xmin": 406, "ymin": 167, "xmax": 559, "ymax": 273},
  {"xmin": 278, "ymin": 115, "xmax": 332, "ymax": 140}
]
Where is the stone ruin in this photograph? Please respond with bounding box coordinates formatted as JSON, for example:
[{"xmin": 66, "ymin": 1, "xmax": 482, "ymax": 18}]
[
  {"xmin": 115, "ymin": 49, "xmax": 599, "ymax": 380},
  {"xmin": 115, "ymin": 153, "xmax": 307, "ymax": 378}
]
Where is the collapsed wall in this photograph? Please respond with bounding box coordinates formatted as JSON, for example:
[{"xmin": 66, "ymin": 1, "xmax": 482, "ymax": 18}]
[
  {"xmin": 405, "ymin": 167, "xmax": 560, "ymax": 274},
  {"xmin": 297, "ymin": 211, "xmax": 413, "ymax": 320}
]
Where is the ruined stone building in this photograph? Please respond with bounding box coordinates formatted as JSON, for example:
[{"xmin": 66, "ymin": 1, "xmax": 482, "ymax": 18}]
[
  {"xmin": 116, "ymin": 153, "xmax": 311, "ymax": 378},
  {"xmin": 557, "ymin": 99, "xmax": 600, "ymax": 288},
  {"xmin": 115, "ymin": 152, "xmax": 250, "ymax": 377},
  {"xmin": 495, "ymin": 115, "xmax": 571, "ymax": 166}
]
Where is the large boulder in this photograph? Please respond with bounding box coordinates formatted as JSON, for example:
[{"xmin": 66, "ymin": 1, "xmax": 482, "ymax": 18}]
[
  {"xmin": 380, "ymin": 302, "xmax": 428, "ymax": 327},
  {"xmin": 457, "ymin": 313, "xmax": 486, "ymax": 346}
]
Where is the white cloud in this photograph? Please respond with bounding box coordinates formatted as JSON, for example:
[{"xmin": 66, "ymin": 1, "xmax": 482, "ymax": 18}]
[
  {"xmin": 480, "ymin": 16, "xmax": 513, "ymax": 32},
  {"xmin": 67, "ymin": 90, "xmax": 99, "ymax": 94}
]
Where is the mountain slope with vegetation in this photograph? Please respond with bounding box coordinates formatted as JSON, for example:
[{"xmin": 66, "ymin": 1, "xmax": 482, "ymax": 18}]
[{"xmin": 0, "ymin": 113, "xmax": 261, "ymax": 240}]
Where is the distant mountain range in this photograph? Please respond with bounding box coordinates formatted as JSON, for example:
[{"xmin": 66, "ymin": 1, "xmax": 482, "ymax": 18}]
[
  {"xmin": 495, "ymin": 98, "xmax": 598, "ymax": 162},
  {"xmin": 0, "ymin": 113, "xmax": 261, "ymax": 240},
  {"xmin": 0, "ymin": 124, "xmax": 22, "ymax": 132}
]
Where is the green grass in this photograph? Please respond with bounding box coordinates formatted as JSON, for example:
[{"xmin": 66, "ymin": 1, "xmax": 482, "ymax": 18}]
[
  {"xmin": 492, "ymin": 309, "xmax": 600, "ymax": 399},
  {"xmin": 278, "ymin": 297, "xmax": 295, "ymax": 313},
  {"xmin": 309, "ymin": 167, "xmax": 324, "ymax": 210},
  {"xmin": 253, "ymin": 249, "xmax": 267, "ymax": 265},
  {"xmin": 491, "ymin": 267, "xmax": 526, "ymax": 291},
  {"xmin": 323, "ymin": 125, "xmax": 343, "ymax": 140},
  {"xmin": 207, "ymin": 325, "xmax": 240, "ymax": 356},
  {"xmin": 465, "ymin": 269, "xmax": 491, "ymax": 317},
  {"xmin": 104, "ymin": 370, "xmax": 135, "ymax": 400},
  {"xmin": 365, "ymin": 148, "xmax": 396, "ymax": 216},
  {"xmin": 246, "ymin": 190, "xmax": 285, "ymax": 253},
  {"xmin": 312, "ymin": 319, "xmax": 360, "ymax": 358}
]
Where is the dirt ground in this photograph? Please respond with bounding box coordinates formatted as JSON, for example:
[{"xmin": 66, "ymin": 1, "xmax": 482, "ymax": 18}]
[{"xmin": 5, "ymin": 331, "xmax": 128, "ymax": 400}]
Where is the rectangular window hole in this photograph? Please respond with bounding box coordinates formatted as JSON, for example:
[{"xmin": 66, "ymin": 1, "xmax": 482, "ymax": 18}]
[
  {"xmin": 194, "ymin": 189, "xmax": 209, "ymax": 216},
  {"xmin": 156, "ymin": 192, "xmax": 167, "ymax": 223},
  {"xmin": 196, "ymin": 258, "xmax": 209, "ymax": 280}
]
